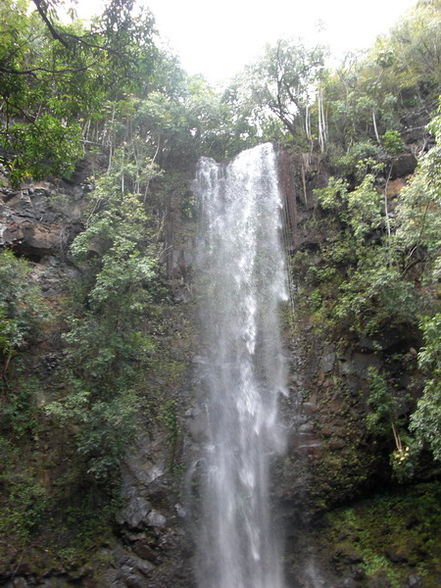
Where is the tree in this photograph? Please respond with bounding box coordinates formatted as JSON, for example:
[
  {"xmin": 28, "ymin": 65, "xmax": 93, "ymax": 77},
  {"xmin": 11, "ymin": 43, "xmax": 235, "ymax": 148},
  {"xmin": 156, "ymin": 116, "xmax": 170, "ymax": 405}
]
[
  {"xmin": 46, "ymin": 153, "xmax": 161, "ymax": 480},
  {"xmin": 410, "ymin": 313, "xmax": 441, "ymax": 462},
  {"xmin": 0, "ymin": 250, "xmax": 46, "ymax": 383},
  {"xmin": 0, "ymin": 0, "xmax": 159, "ymax": 183},
  {"xmin": 231, "ymin": 39, "xmax": 325, "ymax": 146}
]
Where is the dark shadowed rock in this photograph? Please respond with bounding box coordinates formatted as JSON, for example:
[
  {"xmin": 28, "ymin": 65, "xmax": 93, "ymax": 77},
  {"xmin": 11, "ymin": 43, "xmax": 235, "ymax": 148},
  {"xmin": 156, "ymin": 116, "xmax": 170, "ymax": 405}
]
[
  {"xmin": 0, "ymin": 180, "xmax": 85, "ymax": 259},
  {"xmin": 390, "ymin": 154, "xmax": 417, "ymax": 179}
]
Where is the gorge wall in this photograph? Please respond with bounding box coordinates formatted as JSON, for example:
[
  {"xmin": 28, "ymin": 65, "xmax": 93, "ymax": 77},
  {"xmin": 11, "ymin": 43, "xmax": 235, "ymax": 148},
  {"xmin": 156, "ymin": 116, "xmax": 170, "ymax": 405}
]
[
  {"xmin": 0, "ymin": 144, "xmax": 440, "ymax": 588},
  {"xmin": 0, "ymin": 161, "xmax": 195, "ymax": 587},
  {"xmin": 275, "ymin": 147, "xmax": 441, "ymax": 588}
]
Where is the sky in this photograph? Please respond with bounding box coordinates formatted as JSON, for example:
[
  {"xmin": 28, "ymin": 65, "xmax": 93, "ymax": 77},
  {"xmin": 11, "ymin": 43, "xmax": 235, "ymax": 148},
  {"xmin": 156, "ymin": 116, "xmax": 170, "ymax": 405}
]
[{"xmin": 75, "ymin": 0, "xmax": 417, "ymax": 85}]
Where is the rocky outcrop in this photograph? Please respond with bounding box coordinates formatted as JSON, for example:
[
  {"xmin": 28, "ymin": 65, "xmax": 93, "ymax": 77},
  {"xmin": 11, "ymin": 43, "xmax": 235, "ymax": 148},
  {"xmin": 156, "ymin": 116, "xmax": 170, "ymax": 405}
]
[
  {"xmin": 107, "ymin": 430, "xmax": 193, "ymax": 587},
  {"xmin": 0, "ymin": 163, "xmax": 91, "ymax": 261}
]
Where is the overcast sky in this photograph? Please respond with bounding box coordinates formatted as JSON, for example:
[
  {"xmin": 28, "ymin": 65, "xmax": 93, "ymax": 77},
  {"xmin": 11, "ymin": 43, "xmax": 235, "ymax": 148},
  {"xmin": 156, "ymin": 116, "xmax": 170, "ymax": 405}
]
[{"xmin": 75, "ymin": 0, "xmax": 417, "ymax": 85}]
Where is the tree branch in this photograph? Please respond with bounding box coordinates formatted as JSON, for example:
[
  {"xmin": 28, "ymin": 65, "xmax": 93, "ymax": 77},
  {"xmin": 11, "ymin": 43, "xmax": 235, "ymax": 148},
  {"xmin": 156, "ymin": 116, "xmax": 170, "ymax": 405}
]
[
  {"xmin": 0, "ymin": 63, "xmax": 98, "ymax": 76},
  {"xmin": 32, "ymin": 0, "xmax": 133, "ymax": 60},
  {"xmin": 32, "ymin": 0, "xmax": 69, "ymax": 48},
  {"xmin": 4, "ymin": 99, "xmax": 36, "ymax": 123}
]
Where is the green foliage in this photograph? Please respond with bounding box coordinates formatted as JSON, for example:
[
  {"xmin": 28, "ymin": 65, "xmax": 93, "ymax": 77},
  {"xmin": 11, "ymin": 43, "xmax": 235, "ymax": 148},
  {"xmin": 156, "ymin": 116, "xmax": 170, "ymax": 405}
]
[
  {"xmin": 293, "ymin": 94, "xmax": 441, "ymax": 477},
  {"xmin": 0, "ymin": 1, "xmax": 90, "ymax": 181},
  {"xmin": 0, "ymin": 446, "xmax": 48, "ymax": 542},
  {"xmin": 47, "ymin": 384, "xmax": 139, "ymax": 480},
  {"xmin": 1, "ymin": 0, "xmax": 441, "ymax": 571},
  {"xmin": 58, "ymin": 491, "xmax": 119, "ymax": 551},
  {"xmin": 295, "ymin": 99, "xmax": 441, "ymax": 476},
  {"xmin": 334, "ymin": 142, "xmax": 384, "ymax": 179},
  {"xmin": 306, "ymin": 175, "xmax": 418, "ymax": 338},
  {"xmin": 322, "ymin": 482, "xmax": 441, "ymax": 586},
  {"xmin": 306, "ymin": 0, "xmax": 441, "ymax": 161},
  {"xmin": 395, "ymin": 102, "xmax": 441, "ymax": 288},
  {"xmin": 0, "ymin": 250, "xmax": 46, "ymax": 359},
  {"xmin": 382, "ymin": 130, "xmax": 404, "ymax": 155},
  {"xmin": 365, "ymin": 367, "xmax": 418, "ymax": 481},
  {"xmin": 322, "ymin": 174, "xmax": 384, "ymax": 238},
  {"xmin": 6, "ymin": 115, "xmax": 83, "ymax": 183},
  {"xmin": 383, "ymin": 0, "xmax": 441, "ymax": 94},
  {"xmin": 0, "ymin": 0, "xmax": 256, "ymax": 183},
  {"xmin": 46, "ymin": 156, "xmax": 162, "ymax": 481},
  {"xmin": 0, "ymin": 375, "xmax": 40, "ymax": 437},
  {"xmin": 0, "ymin": 0, "xmax": 162, "ymax": 183},
  {"xmin": 315, "ymin": 173, "xmax": 384, "ymax": 235},
  {"xmin": 314, "ymin": 176, "xmax": 349, "ymax": 212},
  {"xmin": 410, "ymin": 313, "xmax": 441, "ymax": 461},
  {"xmin": 366, "ymin": 367, "xmax": 398, "ymax": 435},
  {"xmin": 0, "ymin": 251, "xmax": 48, "ymax": 554},
  {"xmin": 0, "ymin": 478, "xmax": 47, "ymax": 540},
  {"xmin": 228, "ymin": 39, "xmax": 325, "ymax": 145},
  {"xmin": 6, "ymin": 0, "xmax": 438, "ymax": 181},
  {"xmin": 335, "ymin": 260, "xmax": 418, "ymax": 336}
]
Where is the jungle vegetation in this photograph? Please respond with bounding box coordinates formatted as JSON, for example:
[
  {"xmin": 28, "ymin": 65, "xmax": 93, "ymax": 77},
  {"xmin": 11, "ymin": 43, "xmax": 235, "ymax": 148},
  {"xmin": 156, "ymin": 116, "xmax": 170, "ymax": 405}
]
[{"xmin": 0, "ymin": 0, "xmax": 440, "ymax": 570}]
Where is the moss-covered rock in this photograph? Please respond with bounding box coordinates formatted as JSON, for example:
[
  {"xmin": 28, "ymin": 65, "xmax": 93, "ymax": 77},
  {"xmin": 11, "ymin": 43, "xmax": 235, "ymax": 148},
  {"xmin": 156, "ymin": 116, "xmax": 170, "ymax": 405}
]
[{"xmin": 312, "ymin": 482, "xmax": 441, "ymax": 587}]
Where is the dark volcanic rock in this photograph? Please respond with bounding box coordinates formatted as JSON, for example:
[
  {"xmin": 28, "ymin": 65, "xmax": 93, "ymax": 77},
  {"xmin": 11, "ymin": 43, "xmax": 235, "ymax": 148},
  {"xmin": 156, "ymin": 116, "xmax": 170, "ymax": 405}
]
[{"xmin": 0, "ymin": 179, "xmax": 85, "ymax": 259}]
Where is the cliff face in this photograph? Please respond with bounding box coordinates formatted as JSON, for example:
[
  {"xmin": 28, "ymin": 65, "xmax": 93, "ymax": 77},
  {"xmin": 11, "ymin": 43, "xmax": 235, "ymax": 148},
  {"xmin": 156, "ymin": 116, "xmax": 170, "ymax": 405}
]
[
  {"xmin": 276, "ymin": 151, "xmax": 391, "ymax": 518},
  {"xmin": 0, "ymin": 164, "xmax": 195, "ymax": 587},
  {"xmin": 275, "ymin": 150, "xmax": 441, "ymax": 587},
  {"xmin": 1, "ymin": 147, "xmax": 440, "ymax": 588}
]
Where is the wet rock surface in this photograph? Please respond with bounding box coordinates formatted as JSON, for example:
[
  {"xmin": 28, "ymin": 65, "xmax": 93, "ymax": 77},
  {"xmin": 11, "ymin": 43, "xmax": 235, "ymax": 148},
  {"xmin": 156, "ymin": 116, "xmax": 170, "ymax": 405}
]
[{"xmin": 109, "ymin": 430, "xmax": 193, "ymax": 587}]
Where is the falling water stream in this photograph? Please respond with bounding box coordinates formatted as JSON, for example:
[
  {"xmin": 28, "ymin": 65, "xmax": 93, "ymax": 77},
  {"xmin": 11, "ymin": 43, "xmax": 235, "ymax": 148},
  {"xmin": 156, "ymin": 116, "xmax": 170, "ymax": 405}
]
[{"xmin": 194, "ymin": 143, "xmax": 288, "ymax": 588}]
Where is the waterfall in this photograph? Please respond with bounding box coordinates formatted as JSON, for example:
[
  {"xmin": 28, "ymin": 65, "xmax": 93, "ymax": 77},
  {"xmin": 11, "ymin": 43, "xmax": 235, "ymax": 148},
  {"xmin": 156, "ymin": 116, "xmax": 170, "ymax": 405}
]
[{"xmin": 193, "ymin": 143, "xmax": 288, "ymax": 588}]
